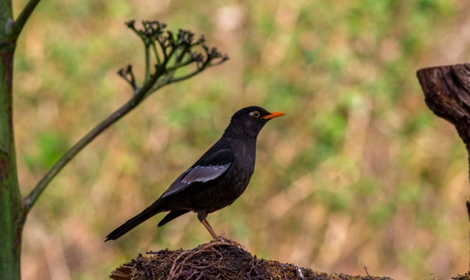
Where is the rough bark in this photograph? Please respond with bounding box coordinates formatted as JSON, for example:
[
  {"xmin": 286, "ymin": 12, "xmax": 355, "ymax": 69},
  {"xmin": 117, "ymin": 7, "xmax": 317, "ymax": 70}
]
[{"xmin": 417, "ymin": 64, "xmax": 470, "ymax": 153}]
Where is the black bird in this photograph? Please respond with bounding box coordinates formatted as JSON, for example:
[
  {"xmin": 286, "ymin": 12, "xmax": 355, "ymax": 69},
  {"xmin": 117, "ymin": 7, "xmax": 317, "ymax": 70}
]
[{"xmin": 105, "ymin": 106, "xmax": 284, "ymax": 241}]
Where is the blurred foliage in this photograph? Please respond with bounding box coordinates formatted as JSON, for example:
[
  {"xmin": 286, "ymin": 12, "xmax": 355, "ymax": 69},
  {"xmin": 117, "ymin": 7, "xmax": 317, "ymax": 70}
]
[{"xmin": 12, "ymin": 0, "xmax": 470, "ymax": 279}]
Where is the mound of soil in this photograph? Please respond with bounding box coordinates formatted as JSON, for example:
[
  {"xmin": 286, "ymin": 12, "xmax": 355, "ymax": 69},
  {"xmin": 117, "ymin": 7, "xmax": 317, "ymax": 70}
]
[{"xmin": 109, "ymin": 239, "xmax": 392, "ymax": 280}]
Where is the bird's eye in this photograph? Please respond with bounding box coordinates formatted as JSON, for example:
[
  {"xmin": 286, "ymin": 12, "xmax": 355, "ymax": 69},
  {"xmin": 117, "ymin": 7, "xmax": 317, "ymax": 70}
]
[{"xmin": 251, "ymin": 111, "xmax": 260, "ymax": 118}]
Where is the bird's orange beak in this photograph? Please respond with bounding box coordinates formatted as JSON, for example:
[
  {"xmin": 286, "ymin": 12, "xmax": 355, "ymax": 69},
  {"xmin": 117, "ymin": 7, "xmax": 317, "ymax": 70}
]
[{"xmin": 263, "ymin": 112, "xmax": 285, "ymax": 120}]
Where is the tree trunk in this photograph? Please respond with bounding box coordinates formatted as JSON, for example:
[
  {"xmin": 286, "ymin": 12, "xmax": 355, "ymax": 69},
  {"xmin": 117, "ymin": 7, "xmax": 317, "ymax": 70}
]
[
  {"xmin": 417, "ymin": 64, "xmax": 470, "ymax": 176},
  {"xmin": 417, "ymin": 64, "xmax": 470, "ymax": 272},
  {"xmin": 0, "ymin": 1, "xmax": 25, "ymax": 279}
]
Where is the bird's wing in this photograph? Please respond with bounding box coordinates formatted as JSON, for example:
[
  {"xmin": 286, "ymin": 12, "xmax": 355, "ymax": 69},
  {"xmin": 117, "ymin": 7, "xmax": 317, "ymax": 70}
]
[{"xmin": 161, "ymin": 148, "xmax": 234, "ymax": 199}]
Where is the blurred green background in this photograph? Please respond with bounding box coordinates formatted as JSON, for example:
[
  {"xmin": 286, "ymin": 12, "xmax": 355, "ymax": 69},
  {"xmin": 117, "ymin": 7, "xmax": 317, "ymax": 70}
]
[{"xmin": 12, "ymin": 0, "xmax": 470, "ymax": 279}]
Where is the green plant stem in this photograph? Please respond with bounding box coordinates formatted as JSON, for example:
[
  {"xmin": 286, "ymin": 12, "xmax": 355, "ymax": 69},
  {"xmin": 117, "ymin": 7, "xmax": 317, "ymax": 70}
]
[
  {"xmin": 0, "ymin": 50, "xmax": 23, "ymax": 280},
  {"xmin": 27, "ymin": 40, "xmax": 184, "ymax": 209},
  {"xmin": 11, "ymin": 0, "xmax": 41, "ymax": 38},
  {"xmin": 0, "ymin": 2, "xmax": 23, "ymax": 279},
  {"xmin": 165, "ymin": 59, "xmax": 194, "ymax": 72},
  {"xmin": 24, "ymin": 83, "xmax": 168, "ymax": 213},
  {"xmin": 24, "ymin": 100, "xmax": 130, "ymax": 212},
  {"xmin": 170, "ymin": 68, "xmax": 206, "ymax": 84},
  {"xmin": 169, "ymin": 61, "xmax": 215, "ymax": 84},
  {"xmin": 151, "ymin": 41, "xmax": 161, "ymax": 65},
  {"xmin": 144, "ymin": 43, "xmax": 150, "ymax": 83},
  {"xmin": 25, "ymin": 40, "xmax": 199, "ymax": 210}
]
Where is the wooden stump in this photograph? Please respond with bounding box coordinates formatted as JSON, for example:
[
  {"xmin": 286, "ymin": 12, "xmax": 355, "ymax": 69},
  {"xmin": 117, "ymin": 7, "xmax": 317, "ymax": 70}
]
[
  {"xmin": 417, "ymin": 63, "xmax": 470, "ymax": 272},
  {"xmin": 417, "ymin": 64, "xmax": 470, "ymax": 147}
]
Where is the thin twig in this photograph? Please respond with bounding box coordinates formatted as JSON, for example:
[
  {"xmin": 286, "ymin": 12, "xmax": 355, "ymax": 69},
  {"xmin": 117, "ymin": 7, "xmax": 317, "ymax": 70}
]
[
  {"xmin": 175, "ymin": 45, "xmax": 190, "ymax": 63},
  {"xmin": 26, "ymin": 66, "xmax": 170, "ymax": 212},
  {"xmin": 25, "ymin": 67, "xmax": 173, "ymax": 213},
  {"xmin": 147, "ymin": 72, "xmax": 174, "ymax": 97},
  {"xmin": 364, "ymin": 266, "xmax": 373, "ymax": 279},
  {"xmin": 168, "ymin": 241, "xmax": 227, "ymax": 280},
  {"xmin": 169, "ymin": 60, "xmax": 214, "ymax": 84},
  {"xmin": 151, "ymin": 41, "xmax": 161, "ymax": 65},
  {"xmin": 24, "ymin": 100, "xmax": 135, "ymax": 212},
  {"xmin": 12, "ymin": 0, "xmax": 42, "ymax": 38},
  {"xmin": 144, "ymin": 44, "xmax": 150, "ymax": 84},
  {"xmin": 165, "ymin": 59, "xmax": 195, "ymax": 72},
  {"xmin": 169, "ymin": 69, "xmax": 205, "ymax": 84},
  {"xmin": 24, "ymin": 68, "xmax": 172, "ymax": 214},
  {"xmin": 126, "ymin": 21, "xmax": 146, "ymax": 42}
]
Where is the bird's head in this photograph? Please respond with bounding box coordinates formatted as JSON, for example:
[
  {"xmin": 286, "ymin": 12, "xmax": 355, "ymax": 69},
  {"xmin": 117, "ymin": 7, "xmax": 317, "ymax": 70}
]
[{"xmin": 224, "ymin": 106, "xmax": 284, "ymax": 139}]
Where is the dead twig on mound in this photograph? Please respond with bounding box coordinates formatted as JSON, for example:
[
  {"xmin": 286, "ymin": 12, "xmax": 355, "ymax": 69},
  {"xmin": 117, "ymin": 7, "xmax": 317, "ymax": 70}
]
[{"xmin": 168, "ymin": 241, "xmax": 226, "ymax": 279}]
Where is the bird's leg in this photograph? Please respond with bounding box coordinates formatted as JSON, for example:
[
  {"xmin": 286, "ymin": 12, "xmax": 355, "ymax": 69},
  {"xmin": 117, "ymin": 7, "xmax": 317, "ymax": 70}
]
[
  {"xmin": 201, "ymin": 218, "xmax": 218, "ymax": 240},
  {"xmin": 197, "ymin": 212, "xmax": 218, "ymax": 239},
  {"xmin": 197, "ymin": 212, "xmax": 241, "ymax": 247}
]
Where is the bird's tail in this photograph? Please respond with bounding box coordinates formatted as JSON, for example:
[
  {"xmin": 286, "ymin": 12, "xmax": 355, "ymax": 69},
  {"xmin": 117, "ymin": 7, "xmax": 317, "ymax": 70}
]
[{"xmin": 105, "ymin": 202, "xmax": 163, "ymax": 241}]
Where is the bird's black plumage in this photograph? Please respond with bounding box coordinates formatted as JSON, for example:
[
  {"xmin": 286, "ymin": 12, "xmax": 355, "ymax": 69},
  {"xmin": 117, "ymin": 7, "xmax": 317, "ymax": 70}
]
[{"xmin": 105, "ymin": 106, "xmax": 284, "ymax": 241}]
